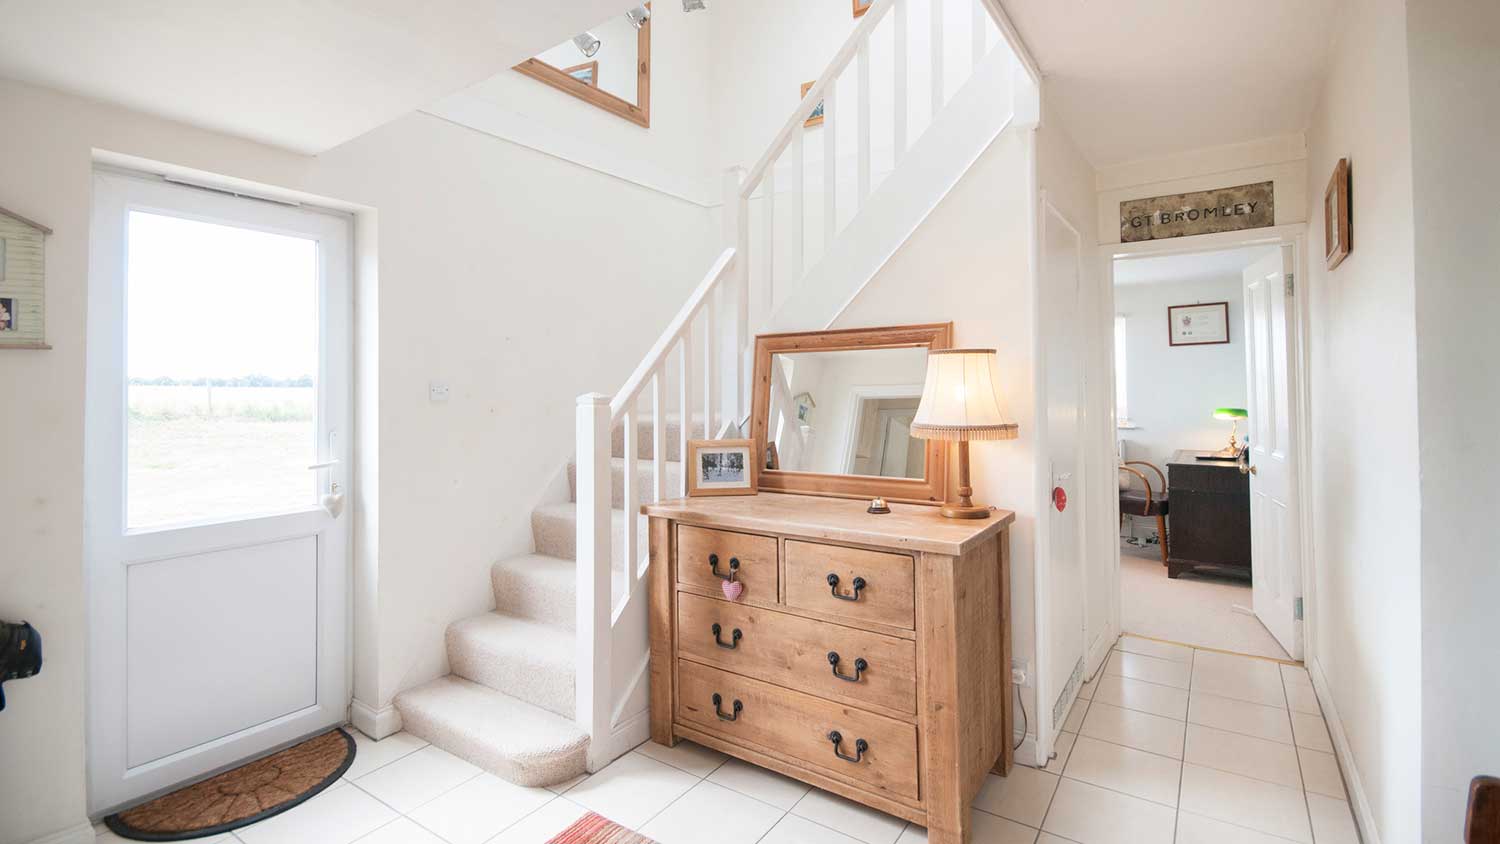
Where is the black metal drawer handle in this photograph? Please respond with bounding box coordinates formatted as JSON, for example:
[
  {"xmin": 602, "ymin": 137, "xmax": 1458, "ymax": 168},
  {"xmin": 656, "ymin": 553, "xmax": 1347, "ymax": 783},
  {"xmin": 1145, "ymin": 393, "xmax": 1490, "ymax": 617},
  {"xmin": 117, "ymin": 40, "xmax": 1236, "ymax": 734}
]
[
  {"xmin": 712, "ymin": 623, "xmax": 742, "ymax": 650},
  {"xmin": 712, "ymin": 693, "xmax": 742, "ymax": 722},
  {"xmin": 827, "ymin": 651, "xmax": 868, "ymax": 682},
  {"xmin": 710, "ymin": 554, "xmax": 740, "ymax": 582},
  {"xmin": 827, "ymin": 730, "xmax": 868, "ymax": 763},
  {"xmin": 826, "ymin": 573, "xmax": 867, "ymax": 602}
]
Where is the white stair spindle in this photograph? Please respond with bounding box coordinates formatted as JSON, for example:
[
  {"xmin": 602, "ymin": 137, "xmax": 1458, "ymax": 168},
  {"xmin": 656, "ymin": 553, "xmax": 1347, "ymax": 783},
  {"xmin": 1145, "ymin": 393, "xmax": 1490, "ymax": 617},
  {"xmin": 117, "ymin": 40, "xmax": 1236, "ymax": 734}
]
[
  {"xmin": 894, "ymin": 0, "xmax": 909, "ymax": 162},
  {"xmin": 737, "ymin": 194, "xmax": 751, "ymax": 409},
  {"xmin": 622, "ymin": 405, "xmax": 638, "ymax": 594},
  {"xmin": 791, "ymin": 129, "xmax": 805, "ymax": 283},
  {"xmin": 857, "ymin": 37, "xmax": 872, "ymax": 205},
  {"xmin": 932, "ymin": 0, "xmax": 946, "ymax": 115},
  {"xmin": 677, "ymin": 331, "xmax": 691, "ymax": 497},
  {"xmin": 651, "ymin": 370, "xmax": 666, "ymax": 504},
  {"xmin": 823, "ymin": 85, "xmax": 837, "ymax": 248},
  {"xmin": 761, "ymin": 168, "xmax": 776, "ymax": 324},
  {"xmin": 702, "ymin": 298, "xmax": 715, "ymax": 436}
]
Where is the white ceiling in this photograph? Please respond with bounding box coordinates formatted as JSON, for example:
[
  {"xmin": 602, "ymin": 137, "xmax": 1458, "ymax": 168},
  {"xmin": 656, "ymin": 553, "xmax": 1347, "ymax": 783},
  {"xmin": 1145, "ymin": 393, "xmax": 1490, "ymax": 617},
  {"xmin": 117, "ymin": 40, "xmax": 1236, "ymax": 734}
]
[
  {"xmin": 0, "ymin": 0, "xmax": 634, "ymax": 154},
  {"xmin": 1002, "ymin": 0, "xmax": 1340, "ymax": 167},
  {"xmin": 1113, "ymin": 245, "xmax": 1277, "ymax": 286}
]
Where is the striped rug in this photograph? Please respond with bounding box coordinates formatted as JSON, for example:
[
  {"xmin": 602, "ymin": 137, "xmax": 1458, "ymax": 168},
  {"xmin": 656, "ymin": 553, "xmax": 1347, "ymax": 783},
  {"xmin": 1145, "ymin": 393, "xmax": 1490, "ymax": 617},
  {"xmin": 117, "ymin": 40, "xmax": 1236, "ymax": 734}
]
[{"xmin": 548, "ymin": 812, "xmax": 656, "ymax": 844}]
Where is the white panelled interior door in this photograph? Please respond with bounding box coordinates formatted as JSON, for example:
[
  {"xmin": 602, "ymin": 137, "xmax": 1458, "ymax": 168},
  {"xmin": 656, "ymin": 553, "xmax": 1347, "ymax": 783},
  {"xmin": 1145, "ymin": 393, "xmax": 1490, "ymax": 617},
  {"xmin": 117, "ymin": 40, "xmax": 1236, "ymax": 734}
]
[
  {"xmin": 1241, "ymin": 246, "xmax": 1303, "ymax": 659},
  {"xmin": 85, "ymin": 172, "xmax": 351, "ymax": 813}
]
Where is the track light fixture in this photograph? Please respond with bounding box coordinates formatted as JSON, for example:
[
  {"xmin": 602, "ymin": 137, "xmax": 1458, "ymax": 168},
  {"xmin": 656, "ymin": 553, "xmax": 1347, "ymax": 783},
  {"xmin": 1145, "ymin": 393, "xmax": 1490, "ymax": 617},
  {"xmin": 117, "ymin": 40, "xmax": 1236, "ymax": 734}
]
[
  {"xmin": 682, "ymin": 0, "xmax": 707, "ymax": 10},
  {"xmin": 572, "ymin": 32, "xmax": 602, "ymax": 57},
  {"xmin": 625, "ymin": 6, "xmax": 651, "ymax": 29}
]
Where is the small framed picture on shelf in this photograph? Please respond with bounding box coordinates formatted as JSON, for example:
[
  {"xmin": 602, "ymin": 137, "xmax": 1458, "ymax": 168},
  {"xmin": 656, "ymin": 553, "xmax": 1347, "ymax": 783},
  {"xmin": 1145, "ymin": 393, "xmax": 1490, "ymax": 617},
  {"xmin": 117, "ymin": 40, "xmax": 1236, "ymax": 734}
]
[
  {"xmin": 764, "ymin": 441, "xmax": 780, "ymax": 471},
  {"xmin": 1325, "ymin": 157, "xmax": 1351, "ymax": 270},
  {"xmin": 1167, "ymin": 302, "xmax": 1230, "ymax": 346},
  {"xmin": 687, "ymin": 439, "xmax": 758, "ymax": 497}
]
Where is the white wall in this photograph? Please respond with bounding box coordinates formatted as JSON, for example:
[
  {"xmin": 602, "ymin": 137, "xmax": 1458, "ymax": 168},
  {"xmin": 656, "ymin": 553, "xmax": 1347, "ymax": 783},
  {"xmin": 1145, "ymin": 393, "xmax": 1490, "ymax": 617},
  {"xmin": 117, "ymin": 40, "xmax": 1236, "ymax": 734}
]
[
  {"xmin": 831, "ymin": 126, "xmax": 1038, "ymax": 748},
  {"xmin": 1115, "ymin": 276, "xmax": 1248, "ymax": 471},
  {"xmin": 1303, "ymin": 1, "xmax": 1424, "ymax": 841},
  {"xmin": 1406, "ymin": 1, "xmax": 1500, "ymax": 839},
  {"xmin": 0, "ymin": 77, "xmax": 714, "ymax": 842}
]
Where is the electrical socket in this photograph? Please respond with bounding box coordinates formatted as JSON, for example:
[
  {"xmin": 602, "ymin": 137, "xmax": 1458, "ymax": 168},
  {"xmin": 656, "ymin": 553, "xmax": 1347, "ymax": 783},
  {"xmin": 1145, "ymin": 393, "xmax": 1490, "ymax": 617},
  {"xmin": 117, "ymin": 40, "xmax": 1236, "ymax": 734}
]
[{"xmin": 1010, "ymin": 658, "xmax": 1032, "ymax": 687}]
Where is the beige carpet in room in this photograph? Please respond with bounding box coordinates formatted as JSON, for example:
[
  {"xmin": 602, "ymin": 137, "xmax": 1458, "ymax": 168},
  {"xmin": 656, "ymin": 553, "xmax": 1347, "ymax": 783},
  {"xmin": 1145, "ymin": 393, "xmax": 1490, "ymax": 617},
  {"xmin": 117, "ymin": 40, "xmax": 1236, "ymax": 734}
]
[{"xmin": 1120, "ymin": 546, "xmax": 1291, "ymax": 660}]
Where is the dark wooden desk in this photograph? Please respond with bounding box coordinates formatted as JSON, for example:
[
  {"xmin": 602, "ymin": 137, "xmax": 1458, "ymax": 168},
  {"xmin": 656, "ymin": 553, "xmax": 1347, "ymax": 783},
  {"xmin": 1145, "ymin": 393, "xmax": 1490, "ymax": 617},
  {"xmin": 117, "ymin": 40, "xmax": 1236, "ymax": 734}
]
[{"xmin": 1166, "ymin": 450, "xmax": 1251, "ymax": 579}]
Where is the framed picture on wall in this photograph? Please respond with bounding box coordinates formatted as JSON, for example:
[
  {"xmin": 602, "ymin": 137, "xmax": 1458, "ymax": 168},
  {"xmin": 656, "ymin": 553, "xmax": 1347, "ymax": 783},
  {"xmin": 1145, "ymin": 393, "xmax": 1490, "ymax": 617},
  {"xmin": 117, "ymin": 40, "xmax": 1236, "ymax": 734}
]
[
  {"xmin": 563, "ymin": 61, "xmax": 598, "ymax": 87},
  {"xmin": 853, "ymin": 0, "xmax": 872, "ymax": 17},
  {"xmin": 1325, "ymin": 157, "xmax": 1351, "ymax": 270},
  {"xmin": 1167, "ymin": 302, "xmax": 1231, "ymax": 346},
  {"xmin": 801, "ymin": 81, "xmax": 825, "ymax": 127}
]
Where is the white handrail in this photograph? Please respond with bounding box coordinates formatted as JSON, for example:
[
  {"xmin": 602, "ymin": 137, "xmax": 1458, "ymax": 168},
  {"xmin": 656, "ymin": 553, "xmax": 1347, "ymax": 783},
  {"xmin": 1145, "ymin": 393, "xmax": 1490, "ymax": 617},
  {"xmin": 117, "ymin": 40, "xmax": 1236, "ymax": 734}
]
[
  {"xmin": 607, "ymin": 248, "xmax": 736, "ymax": 422},
  {"xmin": 739, "ymin": 0, "xmax": 896, "ymax": 199}
]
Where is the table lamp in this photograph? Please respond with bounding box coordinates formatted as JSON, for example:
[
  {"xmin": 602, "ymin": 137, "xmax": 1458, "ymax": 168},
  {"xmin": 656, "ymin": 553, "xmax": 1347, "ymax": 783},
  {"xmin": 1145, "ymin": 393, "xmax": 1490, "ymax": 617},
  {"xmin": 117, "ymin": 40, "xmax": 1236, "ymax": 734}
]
[
  {"xmin": 910, "ymin": 349, "xmax": 1018, "ymax": 519},
  {"xmin": 1212, "ymin": 407, "xmax": 1248, "ymax": 457}
]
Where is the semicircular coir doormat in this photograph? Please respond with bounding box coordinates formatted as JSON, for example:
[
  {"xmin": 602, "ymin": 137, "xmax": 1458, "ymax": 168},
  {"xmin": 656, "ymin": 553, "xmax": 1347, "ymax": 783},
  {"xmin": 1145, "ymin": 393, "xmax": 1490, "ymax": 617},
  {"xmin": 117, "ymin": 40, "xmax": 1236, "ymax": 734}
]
[{"xmin": 104, "ymin": 728, "xmax": 355, "ymax": 841}]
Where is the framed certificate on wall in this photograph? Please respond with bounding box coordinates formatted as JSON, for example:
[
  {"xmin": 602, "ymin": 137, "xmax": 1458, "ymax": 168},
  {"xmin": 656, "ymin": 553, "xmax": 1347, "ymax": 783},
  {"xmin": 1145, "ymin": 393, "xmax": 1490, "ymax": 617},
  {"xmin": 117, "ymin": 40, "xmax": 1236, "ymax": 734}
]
[{"xmin": 1168, "ymin": 302, "xmax": 1230, "ymax": 346}]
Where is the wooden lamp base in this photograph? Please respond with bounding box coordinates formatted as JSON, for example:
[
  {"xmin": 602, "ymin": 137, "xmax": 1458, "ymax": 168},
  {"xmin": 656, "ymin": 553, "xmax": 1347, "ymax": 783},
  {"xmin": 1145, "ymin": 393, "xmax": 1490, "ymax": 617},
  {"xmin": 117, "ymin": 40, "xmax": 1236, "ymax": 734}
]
[{"xmin": 940, "ymin": 441, "xmax": 991, "ymax": 520}]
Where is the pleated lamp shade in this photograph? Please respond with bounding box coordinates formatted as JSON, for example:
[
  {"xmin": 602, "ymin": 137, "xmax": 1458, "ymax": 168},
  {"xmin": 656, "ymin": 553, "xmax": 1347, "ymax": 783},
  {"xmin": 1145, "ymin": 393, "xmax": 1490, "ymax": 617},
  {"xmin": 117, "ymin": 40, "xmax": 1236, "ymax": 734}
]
[{"xmin": 910, "ymin": 349, "xmax": 1019, "ymax": 442}]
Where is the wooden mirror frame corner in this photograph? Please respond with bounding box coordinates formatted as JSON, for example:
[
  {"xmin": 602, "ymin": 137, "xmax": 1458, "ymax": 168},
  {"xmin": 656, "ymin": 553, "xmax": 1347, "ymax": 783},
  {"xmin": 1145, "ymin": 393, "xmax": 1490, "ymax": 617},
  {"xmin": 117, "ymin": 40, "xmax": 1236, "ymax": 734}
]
[
  {"xmin": 514, "ymin": 7, "xmax": 651, "ymax": 127},
  {"xmin": 751, "ymin": 323, "xmax": 952, "ymax": 505}
]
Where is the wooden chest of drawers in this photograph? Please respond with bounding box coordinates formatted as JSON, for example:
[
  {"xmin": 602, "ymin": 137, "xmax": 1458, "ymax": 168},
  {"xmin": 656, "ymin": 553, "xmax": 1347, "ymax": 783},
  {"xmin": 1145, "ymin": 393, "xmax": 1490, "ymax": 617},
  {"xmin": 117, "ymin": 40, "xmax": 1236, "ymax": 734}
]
[{"xmin": 643, "ymin": 493, "xmax": 1014, "ymax": 844}]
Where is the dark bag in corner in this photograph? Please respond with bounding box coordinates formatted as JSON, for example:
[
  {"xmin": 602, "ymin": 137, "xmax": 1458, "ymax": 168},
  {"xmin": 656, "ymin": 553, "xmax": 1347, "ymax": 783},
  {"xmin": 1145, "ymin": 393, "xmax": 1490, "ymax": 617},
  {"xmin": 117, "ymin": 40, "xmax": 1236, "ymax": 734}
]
[{"xmin": 0, "ymin": 620, "xmax": 42, "ymax": 712}]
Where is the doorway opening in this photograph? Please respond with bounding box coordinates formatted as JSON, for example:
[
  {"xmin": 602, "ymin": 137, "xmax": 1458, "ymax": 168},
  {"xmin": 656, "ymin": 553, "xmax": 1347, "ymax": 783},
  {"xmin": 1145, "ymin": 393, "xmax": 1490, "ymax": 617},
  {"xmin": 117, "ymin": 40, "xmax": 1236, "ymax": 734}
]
[{"xmin": 1111, "ymin": 241, "xmax": 1302, "ymax": 661}]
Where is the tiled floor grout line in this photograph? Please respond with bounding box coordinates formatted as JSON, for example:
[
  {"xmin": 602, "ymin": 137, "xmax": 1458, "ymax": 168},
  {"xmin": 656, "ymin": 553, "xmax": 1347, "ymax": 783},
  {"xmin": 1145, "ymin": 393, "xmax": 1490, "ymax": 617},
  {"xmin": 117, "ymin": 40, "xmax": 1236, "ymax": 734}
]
[{"xmin": 1282, "ymin": 668, "xmax": 1322, "ymax": 843}]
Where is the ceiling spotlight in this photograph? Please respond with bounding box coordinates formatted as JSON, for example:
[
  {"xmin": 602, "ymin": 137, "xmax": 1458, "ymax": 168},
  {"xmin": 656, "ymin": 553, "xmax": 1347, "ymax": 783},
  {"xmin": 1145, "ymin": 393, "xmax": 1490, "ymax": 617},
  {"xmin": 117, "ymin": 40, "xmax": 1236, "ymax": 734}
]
[
  {"xmin": 625, "ymin": 6, "xmax": 651, "ymax": 29},
  {"xmin": 682, "ymin": 0, "xmax": 707, "ymax": 10},
  {"xmin": 572, "ymin": 32, "xmax": 602, "ymax": 57}
]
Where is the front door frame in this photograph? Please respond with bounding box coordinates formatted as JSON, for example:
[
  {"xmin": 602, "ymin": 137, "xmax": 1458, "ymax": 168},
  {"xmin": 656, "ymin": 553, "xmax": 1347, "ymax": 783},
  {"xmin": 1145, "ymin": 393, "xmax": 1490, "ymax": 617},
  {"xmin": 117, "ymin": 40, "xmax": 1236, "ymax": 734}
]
[{"xmin": 1099, "ymin": 224, "xmax": 1316, "ymax": 662}]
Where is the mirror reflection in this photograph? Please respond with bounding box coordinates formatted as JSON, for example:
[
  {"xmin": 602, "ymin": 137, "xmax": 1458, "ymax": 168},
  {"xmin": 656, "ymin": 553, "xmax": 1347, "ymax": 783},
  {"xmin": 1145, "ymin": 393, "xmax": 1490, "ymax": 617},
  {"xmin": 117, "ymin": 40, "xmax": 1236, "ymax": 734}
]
[
  {"xmin": 533, "ymin": 12, "xmax": 645, "ymax": 107},
  {"xmin": 766, "ymin": 347, "xmax": 929, "ymax": 479}
]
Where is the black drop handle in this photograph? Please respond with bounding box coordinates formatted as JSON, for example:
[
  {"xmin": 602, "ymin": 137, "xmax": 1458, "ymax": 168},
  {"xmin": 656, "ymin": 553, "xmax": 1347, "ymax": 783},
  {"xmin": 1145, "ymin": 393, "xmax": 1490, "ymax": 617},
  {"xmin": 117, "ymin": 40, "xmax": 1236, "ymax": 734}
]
[
  {"xmin": 710, "ymin": 554, "xmax": 740, "ymax": 582},
  {"xmin": 827, "ymin": 651, "xmax": 868, "ymax": 682},
  {"xmin": 828, "ymin": 730, "xmax": 868, "ymax": 763},
  {"xmin": 712, "ymin": 623, "xmax": 742, "ymax": 650},
  {"xmin": 712, "ymin": 693, "xmax": 743, "ymax": 722},
  {"xmin": 827, "ymin": 573, "xmax": 867, "ymax": 602}
]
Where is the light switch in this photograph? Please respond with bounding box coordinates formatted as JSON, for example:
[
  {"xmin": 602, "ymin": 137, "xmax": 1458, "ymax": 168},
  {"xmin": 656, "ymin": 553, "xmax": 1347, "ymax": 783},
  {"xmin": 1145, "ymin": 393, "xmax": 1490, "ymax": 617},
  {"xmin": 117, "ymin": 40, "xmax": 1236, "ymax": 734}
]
[{"xmin": 429, "ymin": 382, "xmax": 450, "ymax": 403}]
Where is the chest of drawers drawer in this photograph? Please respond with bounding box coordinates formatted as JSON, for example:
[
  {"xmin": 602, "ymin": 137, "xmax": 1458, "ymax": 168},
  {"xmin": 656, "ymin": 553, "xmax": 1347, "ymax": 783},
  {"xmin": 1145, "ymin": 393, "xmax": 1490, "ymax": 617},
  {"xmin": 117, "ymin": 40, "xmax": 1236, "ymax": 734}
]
[
  {"xmin": 675, "ymin": 525, "xmax": 778, "ymax": 605},
  {"xmin": 675, "ymin": 591, "xmax": 918, "ymax": 716},
  {"xmin": 677, "ymin": 661, "xmax": 920, "ymax": 801},
  {"xmin": 785, "ymin": 540, "xmax": 916, "ymax": 630}
]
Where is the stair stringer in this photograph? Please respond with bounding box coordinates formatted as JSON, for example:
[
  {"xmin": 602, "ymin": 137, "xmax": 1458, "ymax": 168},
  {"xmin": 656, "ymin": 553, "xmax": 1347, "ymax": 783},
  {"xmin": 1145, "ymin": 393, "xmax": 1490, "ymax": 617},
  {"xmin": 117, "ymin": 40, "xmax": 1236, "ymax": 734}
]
[
  {"xmin": 765, "ymin": 47, "xmax": 1021, "ymax": 334},
  {"xmin": 592, "ymin": 581, "xmax": 652, "ymax": 770}
]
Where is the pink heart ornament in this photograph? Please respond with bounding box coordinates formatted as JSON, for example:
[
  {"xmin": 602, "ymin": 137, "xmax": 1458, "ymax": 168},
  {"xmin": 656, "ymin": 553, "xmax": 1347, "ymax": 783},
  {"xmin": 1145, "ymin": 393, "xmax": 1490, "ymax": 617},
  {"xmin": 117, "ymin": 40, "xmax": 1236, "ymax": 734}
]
[{"xmin": 722, "ymin": 580, "xmax": 744, "ymax": 601}]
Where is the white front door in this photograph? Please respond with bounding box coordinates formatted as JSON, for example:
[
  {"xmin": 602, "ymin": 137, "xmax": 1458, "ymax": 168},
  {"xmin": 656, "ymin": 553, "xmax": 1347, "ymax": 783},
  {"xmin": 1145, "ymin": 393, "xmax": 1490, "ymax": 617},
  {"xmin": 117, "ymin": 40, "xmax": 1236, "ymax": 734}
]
[
  {"xmin": 1241, "ymin": 247, "xmax": 1303, "ymax": 659},
  {"xmin": 85, "ymin": 172, "xmax": 352, "ymax": 813}
]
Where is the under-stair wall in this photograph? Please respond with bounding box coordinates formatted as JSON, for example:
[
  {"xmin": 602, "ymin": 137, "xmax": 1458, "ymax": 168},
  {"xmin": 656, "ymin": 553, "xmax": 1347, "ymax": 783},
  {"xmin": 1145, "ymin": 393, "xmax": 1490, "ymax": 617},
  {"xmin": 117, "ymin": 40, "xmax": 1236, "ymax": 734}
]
[{"xmin": 574, "ymin": 0, "xmax": 1032, "ymax": 772}]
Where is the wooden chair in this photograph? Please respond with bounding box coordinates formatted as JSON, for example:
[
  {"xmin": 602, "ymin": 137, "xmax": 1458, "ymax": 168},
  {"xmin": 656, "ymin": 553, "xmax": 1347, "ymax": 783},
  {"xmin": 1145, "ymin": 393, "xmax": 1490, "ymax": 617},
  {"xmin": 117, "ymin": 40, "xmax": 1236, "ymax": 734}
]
[
  {"xmin": 1469, "ymin": 775, "xmax": 1499, "ymax": 843},
  {"xmin": 1119, "ymin": 461, "xmax": 1170, "ymax": 565}
]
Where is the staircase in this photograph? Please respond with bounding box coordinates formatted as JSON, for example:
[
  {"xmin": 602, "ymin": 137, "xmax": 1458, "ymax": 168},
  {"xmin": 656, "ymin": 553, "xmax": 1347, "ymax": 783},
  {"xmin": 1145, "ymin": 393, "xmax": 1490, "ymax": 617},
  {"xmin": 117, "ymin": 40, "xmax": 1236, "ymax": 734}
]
[
  {"xmin": 395, "ymin": 0, "xmax": 1031, "ymax": 786},
  {"xmin": 391, "ymin": 416, "xmax": 700, "ymax": 785}
]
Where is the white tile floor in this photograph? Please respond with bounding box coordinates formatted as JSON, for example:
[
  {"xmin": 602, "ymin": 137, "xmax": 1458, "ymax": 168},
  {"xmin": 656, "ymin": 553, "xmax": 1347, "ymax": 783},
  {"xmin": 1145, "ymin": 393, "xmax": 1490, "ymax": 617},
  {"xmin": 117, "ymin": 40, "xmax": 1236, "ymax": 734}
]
[{"xmin": 94, "ymin": 637, "xmax": 1361, "ymax": 844}]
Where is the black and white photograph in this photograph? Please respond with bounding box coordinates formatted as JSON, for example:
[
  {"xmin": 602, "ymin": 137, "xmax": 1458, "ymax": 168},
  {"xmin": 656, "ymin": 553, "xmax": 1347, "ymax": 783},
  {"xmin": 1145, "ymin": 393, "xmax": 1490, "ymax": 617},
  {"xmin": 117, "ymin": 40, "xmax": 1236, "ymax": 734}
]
[
  {"xmin": 0, "ymin": 297, "xmax": 15, "ymax": 332},
  {"xmin": 686, "ymin": 438, "xmax": 757, "ymax": 497}
]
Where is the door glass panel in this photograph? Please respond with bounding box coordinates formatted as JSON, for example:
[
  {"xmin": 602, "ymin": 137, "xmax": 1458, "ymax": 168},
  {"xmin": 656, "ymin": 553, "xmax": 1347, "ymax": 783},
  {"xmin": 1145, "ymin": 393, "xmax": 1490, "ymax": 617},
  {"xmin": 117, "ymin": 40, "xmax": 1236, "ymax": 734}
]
[{"xmin": 126, "ymin": 210, "xmax": 318, "ymax": 528}]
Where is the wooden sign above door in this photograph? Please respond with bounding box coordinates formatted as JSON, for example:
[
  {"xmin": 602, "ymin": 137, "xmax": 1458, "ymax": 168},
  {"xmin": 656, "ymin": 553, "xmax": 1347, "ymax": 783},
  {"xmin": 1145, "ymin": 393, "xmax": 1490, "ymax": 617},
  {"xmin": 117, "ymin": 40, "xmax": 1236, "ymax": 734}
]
[{"xmin": 1120, "ymin": 181, "xmax": 1274, "ymax": 243}]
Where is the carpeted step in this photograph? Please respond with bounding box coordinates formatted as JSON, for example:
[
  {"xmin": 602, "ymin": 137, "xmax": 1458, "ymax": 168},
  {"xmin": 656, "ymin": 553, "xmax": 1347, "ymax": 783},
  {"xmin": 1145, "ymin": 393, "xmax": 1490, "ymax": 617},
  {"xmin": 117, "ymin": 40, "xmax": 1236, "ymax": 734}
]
[
  {"xmin": 393, "ymin": 676, "xmax": 588, "ymax": 788},
  {"xmin": 531, "ymin": 502, "xmax": 644, "ymax": 567},
  {"xmin": 491, "ymin": 553, "xmax": 576, "ymax": 629},
  {"xmin": 611, "ymin": 416, "xmax": 707, "ymax": 460},
  {"xmin": 568, "ymin": 457, "xmax": 685, "ymax": 508},
  {"xmin": 446, "ymin": 612, "xmax": 574, "ymax": 718}
]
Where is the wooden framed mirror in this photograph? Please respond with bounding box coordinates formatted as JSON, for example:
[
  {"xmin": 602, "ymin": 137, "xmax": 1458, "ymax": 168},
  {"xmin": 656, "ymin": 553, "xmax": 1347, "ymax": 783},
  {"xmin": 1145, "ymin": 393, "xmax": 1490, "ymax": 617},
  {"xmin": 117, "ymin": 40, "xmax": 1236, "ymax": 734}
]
[
  {"xmin": 514, "ymin": 6, "xmax": 651, "ymax": 127},
  {"xmin": 751, "ymin": 323, "xmax": 952, "ymax": 504}
]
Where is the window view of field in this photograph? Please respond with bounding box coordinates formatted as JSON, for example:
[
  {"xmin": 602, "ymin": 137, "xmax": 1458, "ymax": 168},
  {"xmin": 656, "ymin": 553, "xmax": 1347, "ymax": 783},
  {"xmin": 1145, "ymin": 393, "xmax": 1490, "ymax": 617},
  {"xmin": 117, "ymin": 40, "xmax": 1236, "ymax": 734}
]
[{"xmin": 125, "ymin": 210, "xmax": 319, "ymax": 529}]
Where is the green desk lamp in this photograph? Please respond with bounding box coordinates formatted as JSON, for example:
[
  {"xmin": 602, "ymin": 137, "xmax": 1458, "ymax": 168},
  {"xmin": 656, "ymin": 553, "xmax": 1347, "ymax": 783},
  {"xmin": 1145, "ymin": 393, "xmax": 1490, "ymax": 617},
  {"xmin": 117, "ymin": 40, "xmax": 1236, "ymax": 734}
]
[{"xmin": 1212, "ymin": 407, "xmax": 1248, "ymax": 458}]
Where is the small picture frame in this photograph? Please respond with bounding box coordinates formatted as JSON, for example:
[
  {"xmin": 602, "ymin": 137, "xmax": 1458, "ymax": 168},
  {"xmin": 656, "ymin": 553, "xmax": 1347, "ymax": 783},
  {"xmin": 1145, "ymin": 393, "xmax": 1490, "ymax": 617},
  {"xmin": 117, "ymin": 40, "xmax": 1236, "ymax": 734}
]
[
  {"xmin": 1167, "ymin": 302, "xmax": 1231, "ymax": 346},
  {"xmin": 801, "ymin": 81, "xmax": 825, "ymax": 128},
  {"xmin": 0, "ymin": 298, "xmax": 15, "ymax": 332},
  {"xmin": 687, "ymin": 439, "xmax": 758, "ymax": 497},
  {"xmin": 853, "ymin": 0, "xmax": 872, "ymax": 16},
  {"xmin": 1325, "ymin": 158, "xmax": 1351, "ymax": 270},
  {"xmin": 764, "ymin": 441, "xmax": 780, "ymax": 471}
]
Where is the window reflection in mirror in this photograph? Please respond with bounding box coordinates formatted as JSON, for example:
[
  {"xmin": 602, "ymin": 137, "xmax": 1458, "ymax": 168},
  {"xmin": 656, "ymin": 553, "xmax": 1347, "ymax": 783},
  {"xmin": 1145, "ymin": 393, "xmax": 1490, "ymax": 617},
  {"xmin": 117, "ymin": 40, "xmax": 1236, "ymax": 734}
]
[
  {"xmin": 768, "ymin": 348, "xmax": 929, "ymax": 479},
  {"xmin": 515, "ymin": 8, "xmax": 651, "ymax": 126}
]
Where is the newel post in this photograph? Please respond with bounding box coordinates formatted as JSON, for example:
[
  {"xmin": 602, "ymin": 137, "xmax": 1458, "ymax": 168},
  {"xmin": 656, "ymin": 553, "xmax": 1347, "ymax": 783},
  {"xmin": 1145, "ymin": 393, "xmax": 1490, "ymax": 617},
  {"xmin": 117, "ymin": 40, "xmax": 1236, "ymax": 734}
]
[{"xmin": 575, "ymin": 393, "xmax": 613, "ymax": 765}]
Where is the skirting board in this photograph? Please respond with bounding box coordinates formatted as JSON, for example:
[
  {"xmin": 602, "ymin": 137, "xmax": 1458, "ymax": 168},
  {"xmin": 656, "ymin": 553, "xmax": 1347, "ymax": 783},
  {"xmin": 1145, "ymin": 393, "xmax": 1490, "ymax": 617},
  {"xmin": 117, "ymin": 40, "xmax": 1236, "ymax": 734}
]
[
  {"xmin": 350, "ymin": 698, "xmax": 402, "ymax": 740},
  {"xmin": 589, "ymin": 709, "xmax": 651, "ymax": 772},
  {"xmin": 24, "ymin": 821, "xmax": 93, "ymax": 844},
  {"xmin": 1012, "ymin": 733, "xmax": 1042, "ymax": 769},
  {"xmin": 1309, "ymin": 657, "xmax": 1380, "ymax": 844}
]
